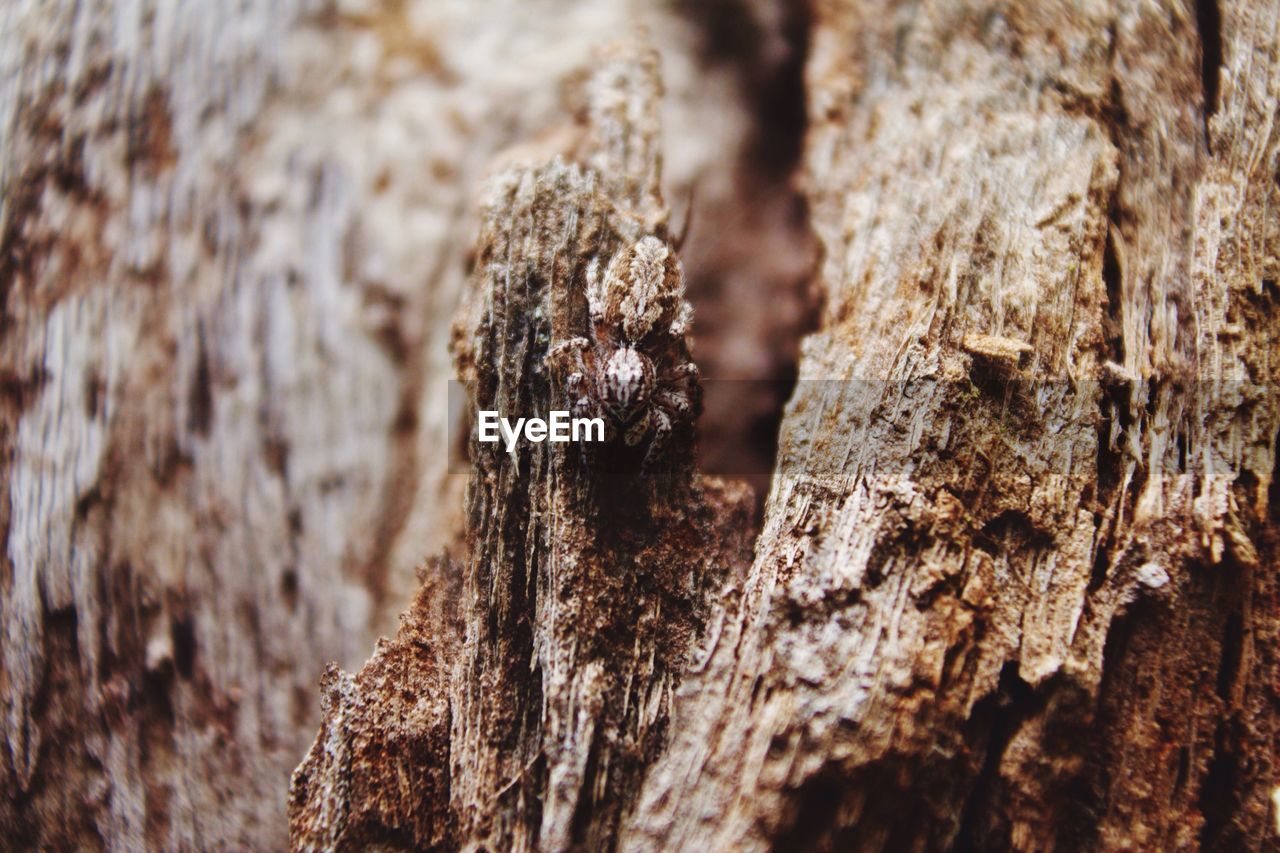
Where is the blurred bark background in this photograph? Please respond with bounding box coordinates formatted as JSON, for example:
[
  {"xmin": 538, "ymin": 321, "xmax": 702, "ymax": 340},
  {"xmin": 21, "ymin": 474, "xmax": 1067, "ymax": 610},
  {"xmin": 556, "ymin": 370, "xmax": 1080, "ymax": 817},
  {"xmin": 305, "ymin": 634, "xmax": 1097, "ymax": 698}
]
[
  {"xmin": 2, "ymin": 0, "xmax": 1277, "ymax": 851},
  {"xmin": 0, "ymin": 0, "xmax": 808, "ymax": 848}
]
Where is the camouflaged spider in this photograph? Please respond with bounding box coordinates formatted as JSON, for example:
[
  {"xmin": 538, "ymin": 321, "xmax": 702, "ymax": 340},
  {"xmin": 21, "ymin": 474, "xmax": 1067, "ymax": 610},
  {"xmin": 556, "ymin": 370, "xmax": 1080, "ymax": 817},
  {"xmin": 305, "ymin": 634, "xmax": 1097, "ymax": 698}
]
[{"xmin": 546, "ymin": 235, "xmax": 700, "ymax": 470}]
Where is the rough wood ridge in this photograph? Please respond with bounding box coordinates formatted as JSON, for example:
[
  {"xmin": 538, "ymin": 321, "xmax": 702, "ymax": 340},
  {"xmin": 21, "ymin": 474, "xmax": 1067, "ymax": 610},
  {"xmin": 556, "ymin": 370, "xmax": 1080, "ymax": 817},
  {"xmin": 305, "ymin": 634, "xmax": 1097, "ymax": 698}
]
[
  {"xmin": 288, "ymin": 43, "xmax": 755, "ymax": 851},
  {"xmin": 0, "ymin": 3, "xmax": 803, "ymax": 847},
  {"xmin": 626, "ymin": 1, "xmax": 1279, "ymax": 849},
  {"xmin": 295, "ymin": 2, "xmax": 1279, "ymax": 850}
]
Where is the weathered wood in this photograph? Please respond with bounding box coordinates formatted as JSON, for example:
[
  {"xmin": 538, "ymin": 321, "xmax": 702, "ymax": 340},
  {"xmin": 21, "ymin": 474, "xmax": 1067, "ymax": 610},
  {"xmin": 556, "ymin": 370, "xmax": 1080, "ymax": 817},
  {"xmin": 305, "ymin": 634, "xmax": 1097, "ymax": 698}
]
[
  {"xmin": 5, "ymin": 3, "xmax": 767, "ymax": 848},
  {"xmin": 288, "ymin": 44, "xmax": 756, "ymax": 850},
  {"xmin": 6, "ymin": 0, "xmax": 1277, "ymax": 849},
  {"xmin": 626, "ymin": 0, "xmax": 1280, "ymax": 849},
  {"xmin": 294, "ymin": 2, "xmax": 1280, "ymax": 849}
]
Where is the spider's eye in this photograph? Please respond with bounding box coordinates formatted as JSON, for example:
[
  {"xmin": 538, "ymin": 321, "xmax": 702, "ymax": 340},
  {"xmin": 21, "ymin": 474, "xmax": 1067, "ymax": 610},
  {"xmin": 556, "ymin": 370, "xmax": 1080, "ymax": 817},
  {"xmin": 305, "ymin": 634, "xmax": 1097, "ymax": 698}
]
[{"xmin": 602, "ymin": 348, "xmax": 653, "ymax": 415}]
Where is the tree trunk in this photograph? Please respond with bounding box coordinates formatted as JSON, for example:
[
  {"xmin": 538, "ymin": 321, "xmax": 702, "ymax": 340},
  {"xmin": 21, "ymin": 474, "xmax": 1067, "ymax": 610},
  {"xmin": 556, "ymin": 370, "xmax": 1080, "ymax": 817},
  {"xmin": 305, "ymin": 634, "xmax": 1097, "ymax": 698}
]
[
  {"xmin": 0, "ymin": 1, "xmax": 806, "ymax": 848},
  {"xmin": 293, "ymin": 1, "xmax": 1280, "ymax": 850},
  {"xmin": 628, "ymin": 2, "xmax": 1280, "ymax": 849},
  {"xmin": 3, "ymin": 0, "xmax": 1276, "ymax": 850}
]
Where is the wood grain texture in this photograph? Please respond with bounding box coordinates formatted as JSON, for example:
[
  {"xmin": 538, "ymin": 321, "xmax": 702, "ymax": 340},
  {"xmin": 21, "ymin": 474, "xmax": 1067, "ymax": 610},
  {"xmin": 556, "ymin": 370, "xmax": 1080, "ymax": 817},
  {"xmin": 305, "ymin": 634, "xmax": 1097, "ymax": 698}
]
[
  {"xmin": 289, "ymin": 43, "xmax": 757, "ymax": 850},
  {"xmin": 625, "ymin": 1, "xmax": 1280, "ymax": 849},
  {"xmin": 4, "ymin": 0, "xmax": 1276, "ymax": 849},
  {"xmin": 1, "ymin": 1, "xmax": 784, "ymax": 847}
]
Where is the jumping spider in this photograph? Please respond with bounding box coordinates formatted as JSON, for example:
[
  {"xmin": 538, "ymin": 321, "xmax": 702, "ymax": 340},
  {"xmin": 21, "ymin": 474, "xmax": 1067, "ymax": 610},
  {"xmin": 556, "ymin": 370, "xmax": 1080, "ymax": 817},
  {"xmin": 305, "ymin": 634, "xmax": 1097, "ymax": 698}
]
[{"xmin": 546, "ymin": 235, "xmax": 700, "ymax": 471}]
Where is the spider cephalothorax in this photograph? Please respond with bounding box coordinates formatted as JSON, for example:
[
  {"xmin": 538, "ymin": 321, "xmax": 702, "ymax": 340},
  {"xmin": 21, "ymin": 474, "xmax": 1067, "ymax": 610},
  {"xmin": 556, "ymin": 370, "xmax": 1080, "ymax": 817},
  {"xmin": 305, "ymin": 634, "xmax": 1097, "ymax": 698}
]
[
  {"xmin": 547, "ymin": 235, "xmax": 700, "ymax": 471},
  {"xmin": 599, "ymin": 346, "xmax": 655, "ymax": 420}
]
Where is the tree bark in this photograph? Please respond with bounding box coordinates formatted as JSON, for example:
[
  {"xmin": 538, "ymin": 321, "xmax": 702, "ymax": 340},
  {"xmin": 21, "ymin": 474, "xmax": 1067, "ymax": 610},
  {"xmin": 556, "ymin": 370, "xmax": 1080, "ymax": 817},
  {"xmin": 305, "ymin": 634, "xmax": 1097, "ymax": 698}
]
[
  {"xmin": 3, "ymin": 0, "xmax": 1277, "ymax": 850},
  {"xmin": 289, "ymin": 43, "xmax": 758, "ymax": 850},
  {"xmin": 0, "ymin": 2, "xmax": 804, "ymax": 848},
  {"xmin": 294, "ymin": 1, "xmax": 1280, "ymax": 850},
  {"xmin": 628, "ymin": 2, "xmax": 1280, "ymax": 849}
]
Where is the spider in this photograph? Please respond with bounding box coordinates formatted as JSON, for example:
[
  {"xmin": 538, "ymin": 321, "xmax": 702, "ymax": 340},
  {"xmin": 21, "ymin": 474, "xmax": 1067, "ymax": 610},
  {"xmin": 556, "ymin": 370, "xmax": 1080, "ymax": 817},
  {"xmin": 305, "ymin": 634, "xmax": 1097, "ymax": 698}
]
[{"xmin": 546, "ymin": 235, "xmax": 700, "ymax": 471}]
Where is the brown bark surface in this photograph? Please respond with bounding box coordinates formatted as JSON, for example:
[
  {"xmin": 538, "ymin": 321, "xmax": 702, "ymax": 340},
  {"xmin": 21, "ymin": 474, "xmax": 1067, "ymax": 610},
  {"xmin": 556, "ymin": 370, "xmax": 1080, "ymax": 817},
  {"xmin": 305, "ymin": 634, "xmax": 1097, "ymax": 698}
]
[
  {"xmin": 296, "ymin": 2, "xmax": 1280, "ymax": 850},
  {"xmin": 628, "ymin": 1, "xmax": 1279, "ymax": 849},
  {"xmin": 1, "ymin": 2, "xmax": 804, "ymax": 848},
  {"xmin": 289, "ymin": 44, "xmax": 758, "ymax": 850},
  {"xmin": 3, "ymin": 0, "xmax": 1277, "ymax": 850}
]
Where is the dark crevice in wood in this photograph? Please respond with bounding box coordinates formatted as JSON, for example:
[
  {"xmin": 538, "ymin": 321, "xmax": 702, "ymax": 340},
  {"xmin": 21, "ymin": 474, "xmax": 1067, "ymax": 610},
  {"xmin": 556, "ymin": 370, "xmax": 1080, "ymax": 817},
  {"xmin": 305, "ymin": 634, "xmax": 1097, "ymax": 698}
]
[
  {"xmin": 1270, "ymin": 427, "xmax": 1280, "ymax": 522},
  {"xmin": 676, "ymin": 0, "xmax": 812, "ymax": 175},
  {"xmin": 674, "ymin": 0, "xmax": 818, "ymax": 499},
  {"xmin": 1089, "ymin": 383, "xmax": 1129, "ymax": 595},
  {"xmin": 6, "ymin": 605, "xmax": 105, "ymax": 849},
  {"xmin": 280, "ymin": 569, "xmax": 299, "ymax": 610},
  {"xmin": 568, "ymin": 724, "xmax": 604, "ymax": 845},
  {"xmin": 1195, "ymin": 0, "xmax": 1222, "ymax": 134},
  {"xmin": 188, "ymin": 326, "xmax": 213, "ymax": 437},
  {"xmin": 772, "ymin": 764, "xmax": 859, "ymax": 850},
  {"xmin": 1197, "ymin": 718, "xmax": 1242, "ymax": 851},
  {"xmin": 974, "ymin": 508, "xmax": 1053, "ymax": 557},
  {"xmin": 770, "ymin": 751, "xmax": 967, "ymax": 851},
  {"xmin": 1067, "ymin": 599, "xmax": 1148, "ymax": 847},
  {"xmin": 171, "ymin": 614, "xmax": 197, "ymax": 681},
  {"xmin": 1174, "ymin": 744, "xmax": 1192, "ymax": 795},
  {"xmin": 1091, "ymin": 181, "xmax": 1130, "ymax": 598},
  {"xmin": 1101, "ymin": 226, "xmax": 1124, "ymax": 368},
  {"xmin": 1213, "ymin": 609, "xmax": 1243, "ymax": 701},
  {"xmin": 1087, "ymin": 520, "xmax": 1114, "ymax": 592},
  {"xmin": 953, "ymin": 661, "xmax": 1044, "ymax": 851}
]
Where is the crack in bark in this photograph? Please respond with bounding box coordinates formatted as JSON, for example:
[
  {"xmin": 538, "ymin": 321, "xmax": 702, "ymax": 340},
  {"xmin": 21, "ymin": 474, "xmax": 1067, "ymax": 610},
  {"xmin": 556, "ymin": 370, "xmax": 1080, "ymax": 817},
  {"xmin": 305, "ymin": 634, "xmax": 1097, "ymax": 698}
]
[{"xmin": 1195, "ymin": 0, "xmax": 1223, "ymax": 136}]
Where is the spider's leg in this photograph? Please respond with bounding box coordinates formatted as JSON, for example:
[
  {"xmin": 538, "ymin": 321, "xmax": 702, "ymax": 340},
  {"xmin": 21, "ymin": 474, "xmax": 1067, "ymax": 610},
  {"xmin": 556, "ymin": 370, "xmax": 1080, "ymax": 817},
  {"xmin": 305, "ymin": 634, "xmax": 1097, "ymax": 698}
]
[
  {"xmin": 653, "ymin": 388, "xmax": 693, "ymax": 422},
  {"xmin": 547, "ymin": 338, "xmax": 591, "ymax": 406},
  {"xmin": 668, "ymin": 301, "xmax": 694, "ymax": 338},
  {"xmin": 661, "ymin": 362, "xmax": 701, "ymax": 415},
  {"xmin": 668, "ymin": 361, "xmax": 699, "ymax": 383},
  {"xmin": 624, "ymin": 408, "xmax": 652, "ymax": 447},
  {"xmin": 547, "ymin": 336, "xmax": 590, "ymax": 371},
  {"xmin": 571, "ymin": 394, "xmax": 613, "ymax": 443},
  {"xmin": 566, "ymin": 395, "xmax": 607, "ymax": 467},
  {"xmin": 641, "ymin": 408, "xmax": 673, "ymax": 473}
]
